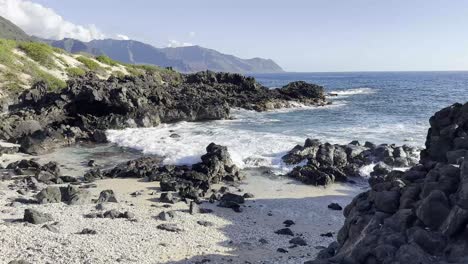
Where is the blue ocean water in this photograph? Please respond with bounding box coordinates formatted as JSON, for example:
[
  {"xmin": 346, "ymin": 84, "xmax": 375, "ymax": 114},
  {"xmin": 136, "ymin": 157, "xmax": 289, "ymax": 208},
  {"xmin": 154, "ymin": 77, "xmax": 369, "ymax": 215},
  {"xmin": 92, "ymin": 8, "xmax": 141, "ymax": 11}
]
[{"xmin": 107, "ymin": 71, "xmax": 468, "ymax": 171}]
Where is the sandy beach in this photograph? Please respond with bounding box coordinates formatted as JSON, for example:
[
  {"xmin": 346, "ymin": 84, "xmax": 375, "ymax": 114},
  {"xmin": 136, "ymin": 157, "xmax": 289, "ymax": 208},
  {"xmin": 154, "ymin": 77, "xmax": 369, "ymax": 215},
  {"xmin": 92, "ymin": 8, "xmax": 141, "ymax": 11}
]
[{"xmin": 0, "ymin": 147, "xmax": 362, "ymax": 264}]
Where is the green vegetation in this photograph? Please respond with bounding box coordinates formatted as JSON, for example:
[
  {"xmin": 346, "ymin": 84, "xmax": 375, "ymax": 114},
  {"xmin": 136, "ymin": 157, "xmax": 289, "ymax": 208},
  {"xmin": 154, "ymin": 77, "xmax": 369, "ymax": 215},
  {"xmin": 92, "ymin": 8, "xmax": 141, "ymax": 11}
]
[
  {"xmin": 0, "ymin": 37, "xmax": 187, "ymax": 94},
  {"xmin": 34, "ymin": 70, "xmax": 67, "ymax": 91},
  {"xmin": 0, "ymin": 39, "xmax": 17, "ymax": 68},
  {"xmin": 66, "ymin": 67, "xmax": 86, "ymax": 77},
  {"xmin": 112, "ymin": 70, "xmax": 126, "ymax": 78},
  {"xmin": 2, "ymin": 69, "xmax": 23, "ymax": 92},
  {"xmin": 76, "ymin": 56, "xmax": 102, "ymax": 71},
  {"xmin": 96, "ymin": 55, "xmax": 119, "ymax": 66},
  {"xmin": 126, "ymin": 64, "xmax": 182, "ymax": 85},
  {"xmin": 18, "ymin": 41, "xmax": 57, "ymax": 68}
]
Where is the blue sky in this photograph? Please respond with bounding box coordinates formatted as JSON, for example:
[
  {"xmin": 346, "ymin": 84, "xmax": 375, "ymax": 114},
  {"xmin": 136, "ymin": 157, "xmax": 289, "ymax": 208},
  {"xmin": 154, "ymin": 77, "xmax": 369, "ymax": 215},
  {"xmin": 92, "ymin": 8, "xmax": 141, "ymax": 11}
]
[{"xmin": 4, "ymin": 0, "xmax": 468, "ymax": 72}]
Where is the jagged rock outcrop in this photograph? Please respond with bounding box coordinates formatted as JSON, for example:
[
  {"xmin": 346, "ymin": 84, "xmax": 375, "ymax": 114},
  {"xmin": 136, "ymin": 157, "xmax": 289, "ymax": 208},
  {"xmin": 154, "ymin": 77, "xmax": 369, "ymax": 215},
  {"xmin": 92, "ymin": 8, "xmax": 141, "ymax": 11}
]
[
  {"xmin": 308, "ymin": 102, "xmax": 468, "ymax": 264},
  {"xmin": 283, "ymin": 139, "xmax": 419, "ymax": 186},
  {"xmin": 422, "ymin": 102, "xmax": 468, "ymax": 163},
  {"xmin": 85, "ymin": 143, "xmax": 243, "ymax": 200},
  {"xmin": 0, "ymin": 72, "xmax": 326, "ymax": 154}
]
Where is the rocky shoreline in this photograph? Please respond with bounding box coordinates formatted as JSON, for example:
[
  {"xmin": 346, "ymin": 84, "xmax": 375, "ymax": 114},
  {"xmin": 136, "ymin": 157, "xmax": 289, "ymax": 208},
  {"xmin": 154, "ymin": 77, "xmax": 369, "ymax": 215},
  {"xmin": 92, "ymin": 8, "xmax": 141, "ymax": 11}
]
[
  {"xmin": 0, "ymin": 71, "xmax": 327, "ymax": 155},
  {"xmin": 1, "ymin": 70, "xmax": 467, "ymax": 263},
  {"xmin": 282, "ymin": 139, "xmax": 420, "ymax": 186},
  {"xmin": 308, "ymin": 102, "xmax": 468, "ymax": 264}
]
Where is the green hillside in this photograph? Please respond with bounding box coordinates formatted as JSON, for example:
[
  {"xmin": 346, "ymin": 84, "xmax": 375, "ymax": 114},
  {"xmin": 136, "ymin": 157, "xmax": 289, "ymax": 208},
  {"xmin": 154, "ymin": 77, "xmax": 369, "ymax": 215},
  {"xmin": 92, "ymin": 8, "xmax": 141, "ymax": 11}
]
[
  {"xmin": 0, "ymin": 16, "xmax": 31, "ymax": 41},
  {"xmin": 0, "ymin": 38, "xmax": 181, "ymax": 94}
]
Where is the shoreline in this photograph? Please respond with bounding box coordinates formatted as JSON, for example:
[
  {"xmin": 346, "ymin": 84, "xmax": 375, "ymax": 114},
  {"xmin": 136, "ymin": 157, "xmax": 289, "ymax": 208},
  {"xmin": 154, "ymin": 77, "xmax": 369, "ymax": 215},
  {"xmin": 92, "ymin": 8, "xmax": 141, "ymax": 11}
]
[{"xmin": 0, "ymin": 145, "xmax": 362, "ymax": 264}]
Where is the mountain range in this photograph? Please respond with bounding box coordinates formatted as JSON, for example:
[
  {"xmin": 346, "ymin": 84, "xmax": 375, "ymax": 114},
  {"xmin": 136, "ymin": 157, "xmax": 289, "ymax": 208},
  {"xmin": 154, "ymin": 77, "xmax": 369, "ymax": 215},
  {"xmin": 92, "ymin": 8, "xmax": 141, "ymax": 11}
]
[
  {"xmin": 46, "ymin": 38, "xmax": 284, "ymax": 73},
  {"xmin": 0, "ymin": 15, "xmax": 283, "ymax": 74}
]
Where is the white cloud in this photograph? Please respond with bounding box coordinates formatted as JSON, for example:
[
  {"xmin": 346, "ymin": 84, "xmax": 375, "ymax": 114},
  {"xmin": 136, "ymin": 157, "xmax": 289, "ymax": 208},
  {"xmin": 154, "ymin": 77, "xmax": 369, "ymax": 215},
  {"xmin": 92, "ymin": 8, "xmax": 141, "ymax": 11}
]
[
  {"xmin": 167, "ymin": 39, "xmax": 193, "ymax": 48},
  {"xmin": 0, "ymin": 0, "xmax": 105, "ymax": 41},
  {"xmin": 116, "ymin": 34, "xmax": 130, "ymax": 40},
  {"xmin": 189, "ymin": 31, "xmax": 196, "ymax": 38}
]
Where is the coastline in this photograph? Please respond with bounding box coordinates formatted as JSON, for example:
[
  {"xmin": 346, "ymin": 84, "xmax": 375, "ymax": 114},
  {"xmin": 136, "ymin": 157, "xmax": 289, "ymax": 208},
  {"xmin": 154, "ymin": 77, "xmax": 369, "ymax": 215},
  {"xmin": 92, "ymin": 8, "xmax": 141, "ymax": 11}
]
[{"xmin": 0, "ymin": 146, "xmax": 362, "ymax": 264}]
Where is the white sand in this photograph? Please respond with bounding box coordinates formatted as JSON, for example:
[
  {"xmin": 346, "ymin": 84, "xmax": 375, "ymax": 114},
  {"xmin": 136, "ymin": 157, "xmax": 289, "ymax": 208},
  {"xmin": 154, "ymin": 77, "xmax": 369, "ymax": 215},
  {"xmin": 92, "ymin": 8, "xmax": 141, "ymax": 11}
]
[{"xmin": 0, "ymin": 149, "xmax": 363, "ymax": 264}]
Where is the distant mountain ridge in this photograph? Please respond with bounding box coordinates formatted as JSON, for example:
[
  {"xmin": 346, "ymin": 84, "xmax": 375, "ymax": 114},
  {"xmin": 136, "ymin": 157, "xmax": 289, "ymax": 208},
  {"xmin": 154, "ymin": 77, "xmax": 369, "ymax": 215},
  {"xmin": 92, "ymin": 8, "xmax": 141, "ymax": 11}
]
[
  {"xmin": 48, "ymin": 38, "xmax": 284, "ymax": 74},
  {"xmin": 0, "ymin": 15, "xmax": 284, "ymax": 73}
]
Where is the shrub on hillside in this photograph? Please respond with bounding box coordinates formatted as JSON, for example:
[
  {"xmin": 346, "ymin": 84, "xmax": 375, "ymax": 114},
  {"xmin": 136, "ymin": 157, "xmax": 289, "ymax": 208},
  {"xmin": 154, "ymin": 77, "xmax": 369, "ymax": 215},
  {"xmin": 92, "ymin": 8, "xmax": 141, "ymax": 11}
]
[
  {"xmin": 96, "ymin": 55, "xmax": 119, "ymax": 66},
  {"xmin": 66, "ymin": 67, "xmax": 86, "ymax": 77},
  {"xmin": 76, "ymin": 56, "xmax": 102, "ymax": 71},
  {"xmin": 0, "ymin": 39, "xmax": 18, "ymax": 68},
  {"xmin": 18, "ymin": 42, "xmax": 56, "ymax": 68},
  {"xmin": 34, "ymin": 70, "xmax": 67, "ymax": 91}
]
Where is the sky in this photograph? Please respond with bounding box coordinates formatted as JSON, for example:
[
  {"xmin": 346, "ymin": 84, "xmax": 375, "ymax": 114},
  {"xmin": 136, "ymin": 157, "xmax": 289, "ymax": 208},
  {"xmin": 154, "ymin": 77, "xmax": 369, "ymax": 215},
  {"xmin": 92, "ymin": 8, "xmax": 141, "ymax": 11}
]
[{"xmin": 1, "ymin": 0, "xmax": 468, "ymax": 72}]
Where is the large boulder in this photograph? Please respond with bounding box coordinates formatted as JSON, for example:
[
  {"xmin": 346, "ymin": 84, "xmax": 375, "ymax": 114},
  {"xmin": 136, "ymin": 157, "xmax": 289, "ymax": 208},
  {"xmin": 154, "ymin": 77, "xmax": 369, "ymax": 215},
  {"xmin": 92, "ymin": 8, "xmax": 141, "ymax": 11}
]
[
  {"xmin": 36, "ymin": 185, "xmax": 91, "ymax": 205},
  {"xmin": 104, "ymin": 143, "xmax": 243, "ymax": 199},
  {"xmin": 423, "ymin": 102, "xmax": 468, "ymax": 163},
  {"xmin": 23, "ymin": 209, "xmax": 53, "ymax": 224},
  {"xmin": 283, "ymin": 138, "xmax": 420, "ymax": 186}
]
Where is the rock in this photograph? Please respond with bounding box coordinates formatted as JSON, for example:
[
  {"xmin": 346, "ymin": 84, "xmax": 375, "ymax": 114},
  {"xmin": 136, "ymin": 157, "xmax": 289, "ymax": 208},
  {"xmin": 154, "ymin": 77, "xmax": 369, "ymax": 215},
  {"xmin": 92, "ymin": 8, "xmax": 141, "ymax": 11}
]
[
  {"xmin": 197, "ymin": 220, "xmax": 214, "ymax": 227},
  {"xmin": 416, "ymin": 190, "xmax": 450, "ymax": 230},
  {"xmin": 409, "ymin": 227, "xmax": 446, "ymax": 255},
  {"xmin": 312, "ymin": 102, "xmax": 468, "ymax": 264},
  {"xmin": 160, "ymin": 192, "xmax": 178, "ymax": 204},
  {"xmin": 36, "ymin": 186, "xmax": 62, "ymax": 204},
  {"xmin": 327, "ymin": 203, "xmax": 343, "ymax": 211},
  {"xmin": 220, "ymin": 193, "xmax": 245, "ymax": 204},
  {"xmin": 157, "ymin": 223, "xmax": 183, "ymax": 232},
  {"xmin": 78, "ymin": 228, "xmax": 97, "ymax": 235},
  {"xmin": 62, "ymin": 185, "xmax": 91, "ymax": 205},
  {"xmin": 60, "ymin": 176, "xmax": 78, "ymax": 183},
  {"xmin": 219, "ymin": 186, "xmax": 230, "ymax": 193},
  {"xmin": 283, "ymin": 220, "xmax": 295, "ymax": 227},
  {"xmin": 371, "ymin": 162, "xmax": 392, "ymax": 177},
  {"xmin": 83, "ymin": 169, "xmax": 103, "ymax": 182},
  {"xmin": 95, "ymin": 203, "xmax": 106, "ymax": 210},
  {"xmin": 123, "ymin": 211, "xmax": 135, "ymax": 219},
  {"xmin": 87, "ymin": 160, "xmax": 96, "ymax": 167},
  {"xmin": 320, "ymin": 232, "xmax": 333, "ymax": 237},
  {"xmin": 35, "ymin": 171, "xmax": 57, "ymax": 183},
  {"xmin": 284, "ymin": 138, "xmax": 420, "ymax": 185},
  {"xmin": 130, "ymin": 191, "xmax": 142, "ymax": 197},
  {"xmin": 447, "ymin": 150, "xmax": 467, "ymax": 164},
  {"xmin": 374, "ymin": 190, "xmax": 400, "ymax": 213},
  {"xmin": 276, "ymin": 248, "xmax": 288, "ymax": 253},
  {"xmin": 157, "ymin": 211, "xmax": 174, "ymax": 221},
  {"xmin": 169, "ymin": 133, "xmax": 181, "ymax": 138},
  {"xmin": 8, "ymin": 260, "xmax": 31, "ymax": 264},
  {"xmin": 242, "ymin": 193, "xmax": 255, "ymax": 198},
  {"xmin": 16, "ymin": 190, "xmax": 28, "ymax": 195},
  {"xmin": 23, "ymin": 209, "xmax": 53, "ymax": 224},
  {"xmin": 289, "ymin": 237, "xmax": 307, "ymax": 246},
  {"xmin": 0, "ymin": 72, "xmax": 326, "ymax": 155},
  {"xmin": 103, "ymin": 209, "xmax": 121, "ymax": 219},
  {"xmin": 97, "ymin": 190, "xmax": 118, "ymax": 203},
  {"xmin": 274, "ymin": 228, "xmax": 294, "ymax": 236},
  {"xmin": 218, "ymin": 200, "xmax": 242, "ymax": 212}
]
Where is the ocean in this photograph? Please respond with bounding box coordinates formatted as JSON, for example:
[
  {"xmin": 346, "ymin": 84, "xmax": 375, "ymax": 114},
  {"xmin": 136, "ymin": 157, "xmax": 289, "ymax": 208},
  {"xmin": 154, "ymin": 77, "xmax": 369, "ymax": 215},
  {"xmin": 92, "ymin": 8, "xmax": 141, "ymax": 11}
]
[{"xmin": 106, "ymin": 71, "xmax": 468, "ymax": 173}]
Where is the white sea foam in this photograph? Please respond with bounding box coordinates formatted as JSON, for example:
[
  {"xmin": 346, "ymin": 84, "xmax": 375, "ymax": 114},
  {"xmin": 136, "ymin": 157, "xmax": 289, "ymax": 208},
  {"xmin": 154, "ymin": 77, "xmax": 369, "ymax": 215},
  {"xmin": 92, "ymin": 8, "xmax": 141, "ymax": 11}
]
[
  {"xmin": 329, "ymin": 87, "xmax": 376, "ymax": 97},
  {"xmin": 106, "ymin": 119, "xmax": 305, "ymax": 172},
  {"xmin": 359, "ymin": 163, "xmax": 376, "ymax": 177}
]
